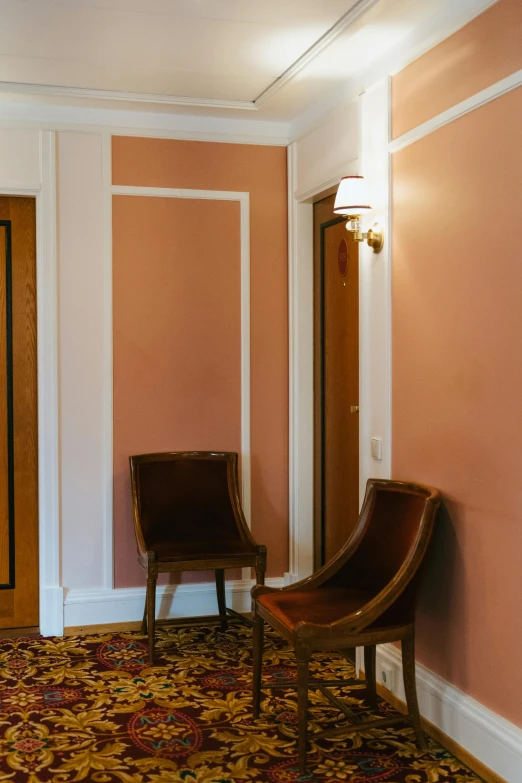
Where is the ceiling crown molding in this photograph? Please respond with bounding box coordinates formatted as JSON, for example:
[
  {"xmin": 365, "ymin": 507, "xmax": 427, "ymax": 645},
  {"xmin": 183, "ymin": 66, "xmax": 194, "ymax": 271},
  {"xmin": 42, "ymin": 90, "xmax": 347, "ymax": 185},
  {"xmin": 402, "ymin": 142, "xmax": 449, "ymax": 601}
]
[
  {"xmin": 0, "ymin": 81, "xmax": 258, "ymax": 111},
  {"xmin": 254, "ymin": 0, "xmax": 379, "ymax": 108}
]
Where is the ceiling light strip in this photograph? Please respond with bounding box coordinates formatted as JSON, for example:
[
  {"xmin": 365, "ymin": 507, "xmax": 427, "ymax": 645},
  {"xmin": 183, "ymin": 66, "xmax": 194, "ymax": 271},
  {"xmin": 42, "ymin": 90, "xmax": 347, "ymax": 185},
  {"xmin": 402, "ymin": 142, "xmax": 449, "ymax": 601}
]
[
  {"xmin": 0, "ymin": 81, "xmax": 257, "ymax": 112},
  {"xmin": 254, "ymin": 0, "xmax": 380, "ymax": 108}
]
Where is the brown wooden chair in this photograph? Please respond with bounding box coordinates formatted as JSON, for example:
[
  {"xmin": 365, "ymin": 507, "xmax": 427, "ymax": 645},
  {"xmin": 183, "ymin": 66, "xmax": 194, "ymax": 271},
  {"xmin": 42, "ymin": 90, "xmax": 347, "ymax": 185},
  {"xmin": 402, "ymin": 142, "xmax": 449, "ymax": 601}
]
[
  {"xmin": 130, "ymin": 451, "xmax": 266, "ymax": 663},
  {"xmin": 252, "ymin": 478, "xmax": 440, "ymax": 775}
]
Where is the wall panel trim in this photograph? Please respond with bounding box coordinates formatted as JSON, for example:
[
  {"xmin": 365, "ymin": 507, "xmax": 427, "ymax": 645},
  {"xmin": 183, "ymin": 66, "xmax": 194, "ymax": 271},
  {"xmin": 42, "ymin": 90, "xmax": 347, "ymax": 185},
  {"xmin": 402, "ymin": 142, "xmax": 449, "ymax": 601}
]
[
  {"xmin": 111, "ymin": 185, "xmax": 252, "ymax": 575},
  {"xmin": 101, "ymin": 133, "xmax": 113, "ymax": 590},
  {"xmin": 286, "ymin": 143, "xmax": 314, "ymax": 583},
  {"xmin": 390, "ymin": 68, "xmax": 522, "ymax": 154},
  {"xmin": 0, "ymin": 116, "xmax": 290, "ymax": 148},
  {"xmin": 37, "ymin": 131, "xmax": 64, "ymax": 635}
]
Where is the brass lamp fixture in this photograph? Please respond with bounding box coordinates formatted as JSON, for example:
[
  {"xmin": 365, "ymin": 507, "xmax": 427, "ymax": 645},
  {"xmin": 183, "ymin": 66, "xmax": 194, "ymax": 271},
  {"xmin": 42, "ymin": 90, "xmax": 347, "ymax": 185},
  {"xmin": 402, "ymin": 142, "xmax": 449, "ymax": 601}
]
[{"xmin": 333, "ymin": 175, "xmax": 384, "ymax": 253}]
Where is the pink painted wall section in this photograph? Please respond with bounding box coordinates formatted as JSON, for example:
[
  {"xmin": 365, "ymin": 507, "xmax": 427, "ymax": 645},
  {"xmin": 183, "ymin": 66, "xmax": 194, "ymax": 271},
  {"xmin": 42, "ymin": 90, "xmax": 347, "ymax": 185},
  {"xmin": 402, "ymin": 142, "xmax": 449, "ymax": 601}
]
[
  {"xmin": 112, "ymin": 137, "xmax": 288, "ymax": 584},
  {"xmin": 391, "ymin": 0, "xmax": 522, "ymax": 139},
  {"xmin": 392, "ymin": 85, "xmax": 522, "ymax": 727},
  {"xmin": 113, "ymin": 196, "xmax": 241, "ymax": 586}
]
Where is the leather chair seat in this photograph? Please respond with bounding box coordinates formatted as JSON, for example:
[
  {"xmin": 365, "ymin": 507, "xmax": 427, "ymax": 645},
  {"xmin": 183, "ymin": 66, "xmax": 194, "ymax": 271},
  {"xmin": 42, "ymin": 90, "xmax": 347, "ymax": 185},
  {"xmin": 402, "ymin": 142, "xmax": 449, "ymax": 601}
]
[{"xmin": 258, "ymin": 586, "xmax": 373, "ymax": 630}]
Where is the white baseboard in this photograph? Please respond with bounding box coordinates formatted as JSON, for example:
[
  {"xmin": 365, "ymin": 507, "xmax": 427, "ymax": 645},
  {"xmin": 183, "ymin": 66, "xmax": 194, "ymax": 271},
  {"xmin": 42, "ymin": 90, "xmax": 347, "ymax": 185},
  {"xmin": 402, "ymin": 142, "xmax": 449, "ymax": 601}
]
[
  {"xmin": 63, "ymin": 577, "xmax": 285, "ymax": 629},
  {"xmin": 40, "ymin": 586, "xmax": 65, "ymax": 637},
  {"xmin": 365, "ymin": 643, "xmax": 522, "ymax": 783}
]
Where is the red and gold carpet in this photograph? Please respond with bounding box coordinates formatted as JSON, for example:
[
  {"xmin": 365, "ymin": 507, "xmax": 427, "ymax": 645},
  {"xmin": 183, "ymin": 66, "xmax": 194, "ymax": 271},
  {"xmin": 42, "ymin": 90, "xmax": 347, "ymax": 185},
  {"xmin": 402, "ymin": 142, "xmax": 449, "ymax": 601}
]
[{"xmin": 0, "ymin": 622, "xmax": 483, "ymax": 782}]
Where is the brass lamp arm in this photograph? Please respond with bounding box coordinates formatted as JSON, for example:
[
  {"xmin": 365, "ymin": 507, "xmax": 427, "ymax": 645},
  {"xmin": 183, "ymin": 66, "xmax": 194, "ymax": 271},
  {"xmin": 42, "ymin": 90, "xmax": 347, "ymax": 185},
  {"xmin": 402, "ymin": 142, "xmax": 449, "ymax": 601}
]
[{"xmin": 347, "ymin": 221, "xmax": 384, "ymax": 253}]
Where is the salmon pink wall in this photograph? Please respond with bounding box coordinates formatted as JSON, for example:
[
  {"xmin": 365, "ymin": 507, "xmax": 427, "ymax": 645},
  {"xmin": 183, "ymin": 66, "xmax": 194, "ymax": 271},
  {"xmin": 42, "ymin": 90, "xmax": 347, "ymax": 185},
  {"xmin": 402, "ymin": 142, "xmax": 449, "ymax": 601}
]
[
  {"xmin": 392, "ymin": 4, "xmax": 522, "ymax": 727},
  {"xmin": 392, "ymin": 0, "xmax": 522, "ymax": 139},
  {"xmin": 112, "ymin": 137, "xmax": 288, "ymax": 586}
]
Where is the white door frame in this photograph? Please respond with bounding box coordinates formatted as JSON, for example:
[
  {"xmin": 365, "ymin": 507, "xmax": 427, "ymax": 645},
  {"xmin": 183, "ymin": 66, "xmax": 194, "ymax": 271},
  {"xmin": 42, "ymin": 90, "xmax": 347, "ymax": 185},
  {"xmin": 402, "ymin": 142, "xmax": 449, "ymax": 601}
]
[
  {"xmin": 0, "ymin": 130, "xmax": 63, "ymax": 635},
  {"xmin": 286, "ymin": 79, "xmax": 392, "ymax": 584}
]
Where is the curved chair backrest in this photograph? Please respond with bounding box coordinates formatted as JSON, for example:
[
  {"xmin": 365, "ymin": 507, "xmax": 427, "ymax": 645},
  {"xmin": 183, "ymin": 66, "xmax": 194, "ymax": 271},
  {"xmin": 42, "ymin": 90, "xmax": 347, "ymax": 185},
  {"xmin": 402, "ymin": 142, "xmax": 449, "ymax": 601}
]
[
  {"xmin": 326, "ymin": 479, "xmax": 440, "ymax": 621},
  {"xmin": 129, "ymin": 451, "xmax": 251, "ymax": 552}
]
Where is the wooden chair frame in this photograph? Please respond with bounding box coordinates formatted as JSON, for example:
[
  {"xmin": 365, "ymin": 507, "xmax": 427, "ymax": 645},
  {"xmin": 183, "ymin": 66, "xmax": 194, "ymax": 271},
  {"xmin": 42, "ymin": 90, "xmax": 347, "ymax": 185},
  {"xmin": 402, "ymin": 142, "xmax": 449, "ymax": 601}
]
[
  {"xmin": 130, "ymin": 451, "xmax": 266, "ymax": 663},
  {"xmin": 251, "ymin": 478, "xmax": 440, "ymax": 775}
]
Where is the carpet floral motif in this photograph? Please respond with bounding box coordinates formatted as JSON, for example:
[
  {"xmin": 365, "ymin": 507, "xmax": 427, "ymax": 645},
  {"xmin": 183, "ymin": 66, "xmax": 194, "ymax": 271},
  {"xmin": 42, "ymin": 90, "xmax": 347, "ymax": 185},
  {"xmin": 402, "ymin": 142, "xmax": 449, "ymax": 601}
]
[{"xmin": 0, "ymin": 624, "xmax": 483, "ymax": 782}]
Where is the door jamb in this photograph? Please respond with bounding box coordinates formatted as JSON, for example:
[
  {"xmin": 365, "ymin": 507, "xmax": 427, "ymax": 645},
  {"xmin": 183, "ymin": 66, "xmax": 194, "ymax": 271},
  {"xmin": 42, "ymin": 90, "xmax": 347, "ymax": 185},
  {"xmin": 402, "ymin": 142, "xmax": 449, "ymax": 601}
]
[
  {"xmin": 0, "ymin": 131, "xmax": 63, "ymax": 635},
  {"xmin": 287, "ymin": 79, "xmax": 391, "ymax": 585}
]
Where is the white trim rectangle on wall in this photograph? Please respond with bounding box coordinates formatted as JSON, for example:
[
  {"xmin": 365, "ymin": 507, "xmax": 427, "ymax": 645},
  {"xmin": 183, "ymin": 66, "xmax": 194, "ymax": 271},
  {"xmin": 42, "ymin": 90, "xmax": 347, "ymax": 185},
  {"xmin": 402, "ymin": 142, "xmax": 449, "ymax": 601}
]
[{"xmin": 110, "ymin": 184, "xmax": 252, "ymax": 542}]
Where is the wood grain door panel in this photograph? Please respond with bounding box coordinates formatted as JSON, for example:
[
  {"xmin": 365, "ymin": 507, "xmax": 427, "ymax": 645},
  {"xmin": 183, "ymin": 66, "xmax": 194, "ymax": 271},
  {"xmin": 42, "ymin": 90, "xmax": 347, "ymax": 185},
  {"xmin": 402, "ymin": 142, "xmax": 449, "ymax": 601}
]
[
  {"xmin": 0, "ymin": 197, "xmax": 38, "ymax": 629},
  {"xmin": 314, "ymin": 195, "xmax": 360, "ymax": 568},
  {"xmin": 323, "ymin": 220, "xmax": 359, "ymax": 561}
]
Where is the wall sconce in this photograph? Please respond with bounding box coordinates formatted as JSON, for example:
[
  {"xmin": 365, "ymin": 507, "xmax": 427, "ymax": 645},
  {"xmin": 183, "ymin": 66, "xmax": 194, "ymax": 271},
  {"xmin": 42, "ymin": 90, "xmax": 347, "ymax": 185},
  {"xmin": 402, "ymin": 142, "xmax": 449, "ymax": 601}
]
[{"xmin": 333, "ymin": 175, "xmax": 384, "ymax": 253}]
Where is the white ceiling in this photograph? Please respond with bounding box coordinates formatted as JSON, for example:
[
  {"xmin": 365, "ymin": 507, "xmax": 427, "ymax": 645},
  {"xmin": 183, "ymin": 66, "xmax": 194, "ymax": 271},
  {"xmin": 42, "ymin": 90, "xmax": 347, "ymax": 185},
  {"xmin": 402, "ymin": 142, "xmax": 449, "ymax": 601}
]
[
  {"xmin": 0, "ymin": 0, "xmax": 361, "ymax": 100},
  {"xmin": 0, "ymin": 0, "xmax": 490, "ymax": 126}
]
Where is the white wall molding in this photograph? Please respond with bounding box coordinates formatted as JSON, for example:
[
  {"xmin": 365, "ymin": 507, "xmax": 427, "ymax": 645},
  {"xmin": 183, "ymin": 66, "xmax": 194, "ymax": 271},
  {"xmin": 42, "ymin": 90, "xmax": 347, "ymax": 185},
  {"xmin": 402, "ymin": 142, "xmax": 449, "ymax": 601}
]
[
  {"xmin": 0, "ymin": 105, "xmax": 290, "ymax": 147},
  {"xmin": 390, "ymin": 68, "xmax": 522, "ymax": 154},
  {"xmin": 37, "ymin": 130, "xmax": 63, "ymax": 635},
  {"xmin": 58, "ymin": 132, "xmax": 112, "ymax": 594},
  {"xmin": 287, "ymin": 143, "xmax": 314, "ymax": 582},
  {"xmin": 0, "ymin": 81, "xmax": 256, "ymax": 112},
  {"xmin": 111, "ymin": 186, "xmax": 247, "ymax": 204},
  {"xmin": 357, "ymin": 79, "xmax": 392, "ymax": 503},
  {"xmin": 64, "ymin": 577, "xmax": 284, "ymax": 629},
  {"xmin": 0, "ymin": 181, "xmax": 42, "ymax": 194},
  {"xmin": 112, "ymin": 185, "xmax": 251, "ymax": 585},
  {"xmin": 372, "ymin": 643, "xmax": 522, "ymax": 783},
  {"xmin": 111, "ymin": 186, "xmax": 251, "ymax": 530},
  {"xmin": 101, "ymin": 133, "xmax": 113, "ymax": 590},
  {"xmin": 238, "ymin": 194, "xmax": 251, "ymax": 530}
]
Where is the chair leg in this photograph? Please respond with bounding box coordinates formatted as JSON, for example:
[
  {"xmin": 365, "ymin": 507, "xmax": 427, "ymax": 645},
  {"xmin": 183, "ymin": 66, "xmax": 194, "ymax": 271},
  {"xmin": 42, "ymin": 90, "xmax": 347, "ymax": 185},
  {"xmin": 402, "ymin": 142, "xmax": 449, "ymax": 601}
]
[
  {"xmin": 297, "ymin": 657, "xmax": 310, "ymax": 776},
  {"xmin": 402, "ymin": 633, "xmax": 427, "ymax": 751},
  {"xmin": 252, "ymin": 612, "xmax": 264, "ymax": 719},
  {"xmin": 215, "ymin": 569, "xmax": 228, "ymax": 631},
  {"xmin": 146, "ymin": 573, "xmax": 157, "ymax": 665},
  {"xmin": 255, "ymin": 546, "xmax": 267, "ymax": 586},
  {"xmin": 140, "ymin": 586, "xmax": 148, "ymax": 635},
  {"xmin": 364, "ymin": 645, "xmax": 378, "ymax": 710}
]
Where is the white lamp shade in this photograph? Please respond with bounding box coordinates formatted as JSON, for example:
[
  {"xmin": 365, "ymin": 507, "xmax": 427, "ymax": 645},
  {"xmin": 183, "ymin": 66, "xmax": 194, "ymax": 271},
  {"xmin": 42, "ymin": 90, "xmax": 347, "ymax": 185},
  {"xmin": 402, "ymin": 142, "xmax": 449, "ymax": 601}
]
[{"xmin": 333, "ymin": 175, "xmax": 372, "ymax": 215}]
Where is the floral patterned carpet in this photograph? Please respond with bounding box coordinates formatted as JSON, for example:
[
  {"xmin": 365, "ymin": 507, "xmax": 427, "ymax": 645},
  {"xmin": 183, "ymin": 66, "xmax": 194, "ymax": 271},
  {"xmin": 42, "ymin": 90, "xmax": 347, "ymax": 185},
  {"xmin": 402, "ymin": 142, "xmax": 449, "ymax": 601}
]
[{"xmin": 0, "ymin": 621, "xmax": 483, "ymax": 783}]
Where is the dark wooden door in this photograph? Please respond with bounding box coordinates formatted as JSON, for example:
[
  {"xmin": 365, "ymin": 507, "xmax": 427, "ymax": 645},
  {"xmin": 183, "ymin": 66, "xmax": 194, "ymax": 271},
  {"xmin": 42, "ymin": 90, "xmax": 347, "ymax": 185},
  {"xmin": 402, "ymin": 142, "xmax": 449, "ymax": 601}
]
[
  {"xmin": 0, "ymin": 197, "xmax": 38, "ymax": 630},
  {"xmin": 314, "ymin": 194, "xmax": 359, "ymax": 567}
]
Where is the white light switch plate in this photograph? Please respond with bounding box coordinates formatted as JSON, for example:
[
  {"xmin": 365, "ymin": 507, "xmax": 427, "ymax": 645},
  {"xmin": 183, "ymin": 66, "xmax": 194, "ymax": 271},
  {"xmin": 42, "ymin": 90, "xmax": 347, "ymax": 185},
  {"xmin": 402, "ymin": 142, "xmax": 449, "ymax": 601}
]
[{"xmin": 371, "ymin": 437, "xmax": 383, "ymax": 460}]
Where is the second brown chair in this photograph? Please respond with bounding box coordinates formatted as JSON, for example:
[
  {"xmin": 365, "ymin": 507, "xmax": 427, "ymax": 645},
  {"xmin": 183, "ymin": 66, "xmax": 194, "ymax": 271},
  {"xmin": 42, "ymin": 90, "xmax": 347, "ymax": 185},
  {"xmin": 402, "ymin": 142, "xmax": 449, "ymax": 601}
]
[
  {"xmin": 252, "ymin": 478, "xmax": 440, "ymax": 775},
  {"xmin": 130, "ymin": 451, "xmax": 266, "ymax": 663}
]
